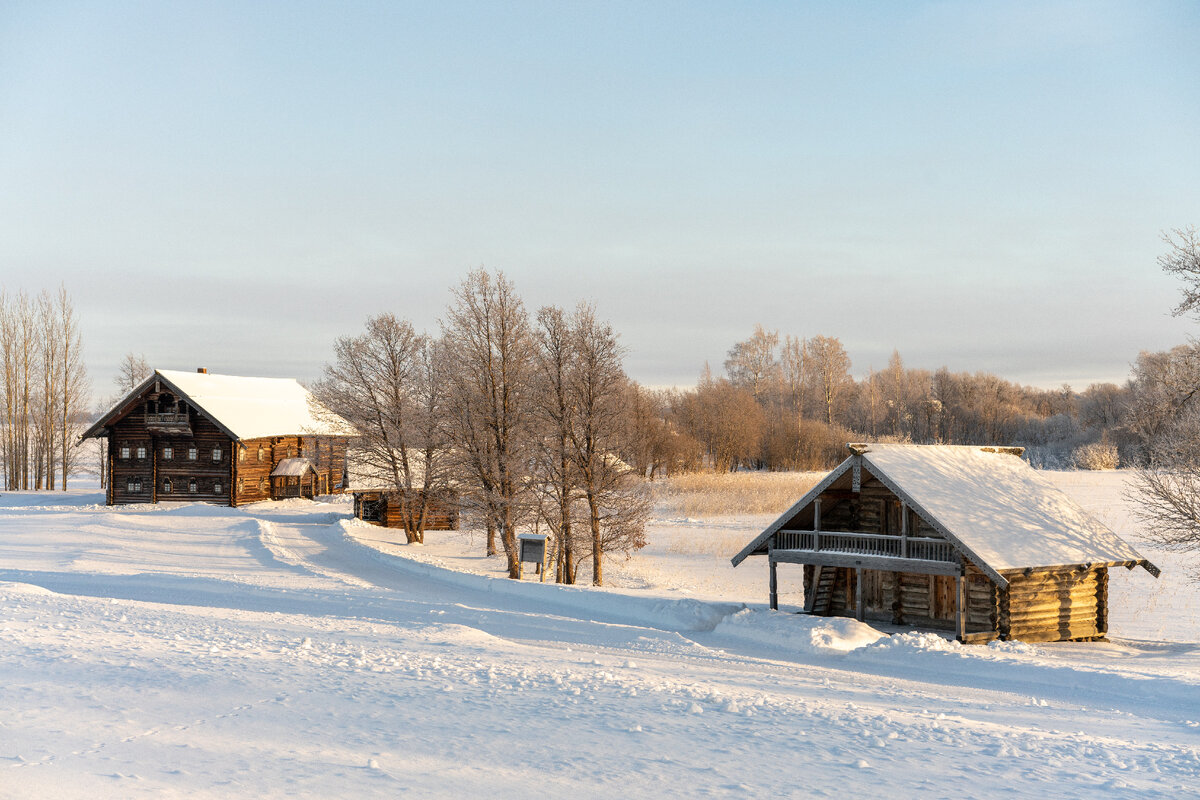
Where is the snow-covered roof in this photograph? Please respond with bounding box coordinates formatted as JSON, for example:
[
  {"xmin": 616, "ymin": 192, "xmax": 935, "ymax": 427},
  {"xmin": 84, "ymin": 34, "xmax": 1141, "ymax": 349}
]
[
  {"xmin": 732, "ymin": 444, "xmax": 1157, "ymax": 581},
  {"xmin": 83, "ymin": 369, "xmax": 357, "ymax": 441},
  {"xmin": 271, "ymin": 458, "xmax": 317, "ymax": 478}
]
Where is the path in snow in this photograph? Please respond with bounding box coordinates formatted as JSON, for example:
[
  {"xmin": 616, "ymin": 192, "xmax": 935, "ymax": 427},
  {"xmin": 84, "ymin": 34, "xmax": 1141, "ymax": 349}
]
[{"xmin": 2, "ymin": 478, "xmax": 1199, "ymax": 798}]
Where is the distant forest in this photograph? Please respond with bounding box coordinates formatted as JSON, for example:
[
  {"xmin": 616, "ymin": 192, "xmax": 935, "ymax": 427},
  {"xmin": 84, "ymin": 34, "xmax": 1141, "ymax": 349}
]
[{"xmin": 625, "ymin": 325, "xmax": 1187, "ymax": 475}]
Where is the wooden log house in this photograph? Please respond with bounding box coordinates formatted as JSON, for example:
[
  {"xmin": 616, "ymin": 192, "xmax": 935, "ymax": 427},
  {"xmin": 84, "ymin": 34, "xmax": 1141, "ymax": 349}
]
[
  {"xmin": 82, "ymin": 369, "xmax": 357, "ymax": 506},
  {"xmin": 731, "ymin": 444, "xmax": 1160, "ymax": 643},
  {"xmin": 347, "ymin": 458, "xmax": 460, "ymax": 531}
]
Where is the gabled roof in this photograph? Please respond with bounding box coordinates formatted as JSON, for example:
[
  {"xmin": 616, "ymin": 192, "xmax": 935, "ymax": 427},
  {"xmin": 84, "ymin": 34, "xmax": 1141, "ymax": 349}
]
[
  {"xmin": 82, "ymin": 369, "xmax": 358, "ymax": 441},
  {"xmin": 731, "ymin": 444, "xmax": 1158, "ymax": 583}
]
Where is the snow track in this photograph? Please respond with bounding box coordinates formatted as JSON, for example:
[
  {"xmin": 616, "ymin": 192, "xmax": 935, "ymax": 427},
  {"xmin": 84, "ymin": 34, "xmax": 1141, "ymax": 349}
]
[{"xmin": 2, "ymin": 482, "xmax": 1199, "ymax": 798}]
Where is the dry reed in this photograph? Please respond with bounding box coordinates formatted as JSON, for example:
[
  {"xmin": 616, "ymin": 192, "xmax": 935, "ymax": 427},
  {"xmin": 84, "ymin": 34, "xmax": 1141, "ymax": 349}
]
[{"xmin": 652, "ymin": 470, "xmax": 822, "ymax": 517}]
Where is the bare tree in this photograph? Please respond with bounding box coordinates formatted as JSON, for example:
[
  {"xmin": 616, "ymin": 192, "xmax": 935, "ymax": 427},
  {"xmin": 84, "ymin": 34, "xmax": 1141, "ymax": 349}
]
[
  {"xmin": 532, "ymin": 305, "xmax": 581, "ymax": 583},
  {"xmin": 55, "ymin": 287, "xmax": 88, "ymax": 490},
  {"xmin": 440, "ymin": 269, "xmax": 535, "ymax": 578},
  {"xmin": 316, "ymin": 314, "xmax": 441, "ymax": 543},
  {"xmin": 116, "ymin": 352, "xmax": 152, "ymax": 394},
  {"xmin": 808, "ymin": 335, "xmax": 852, "ymax": 426},
  {"xmin": 1130, "ymin": 406, "xmax": 1200, "ymax": 561},
  {"xmin": 1159, "ymin": 226, "xmax": 1200, "ymax": 319},
  {"xmin": 564, "ymin": 304, "xmax": 648, "ymax": 586},
  {"xmin": 725, "ymin": 325, "xmax": 780, "ymax": 401}
]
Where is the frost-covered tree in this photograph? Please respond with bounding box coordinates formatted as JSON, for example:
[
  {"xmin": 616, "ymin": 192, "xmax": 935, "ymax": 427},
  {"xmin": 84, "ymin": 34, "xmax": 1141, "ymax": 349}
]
[
  {"xmin": 725, "ymin": 325, "xmax": 780, "ymax": 401},
  {"xmin": 440, "ymin": 269, "xmax": 536, "ymax": 577},
  {"xmin": 316, "ymin": 314, "xmax": 447, "ymax": 544},
  {"xmin": 1159, "ymin": 226, "xmax": 1200, "ymax": 319}
]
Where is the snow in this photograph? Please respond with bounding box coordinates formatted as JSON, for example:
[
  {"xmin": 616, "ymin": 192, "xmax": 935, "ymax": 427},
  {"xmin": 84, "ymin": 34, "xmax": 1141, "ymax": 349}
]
[
  {"xmin": 2, "ymin": 471, "xmax": 1199, "ymax": 798},
  {"xmin": 96, "ymin": 370, "xmax": 357, "ymax": 440},
  {"xmin": 861, "ymin": 444, "xmax": 1147, "ymax": 571},
  {"xmin": 739, "ymin": 444, "xmax": 1152, "ymax": 577}
]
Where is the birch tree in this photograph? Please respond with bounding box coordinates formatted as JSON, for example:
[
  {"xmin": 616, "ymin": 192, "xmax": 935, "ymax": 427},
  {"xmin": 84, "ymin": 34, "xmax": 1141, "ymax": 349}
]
[
  {"xmin": 564, "ymin": 304, "xmax": 648, "ymax": 586},
  {"xmin": 441, "ymin": 269, "xmax": 535, "ymax": 578}
]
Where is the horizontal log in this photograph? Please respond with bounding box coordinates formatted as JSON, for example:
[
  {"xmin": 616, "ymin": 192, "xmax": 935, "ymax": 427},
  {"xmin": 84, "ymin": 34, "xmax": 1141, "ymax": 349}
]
[
  {"xmin": 1005, "ymin": 594, "xmax": 1101, "ymax": 611},
  {"xmin": 1008, "ymin": 625, "xmax": 1101, "ymax": 643},
  {"xmin": 1007, "ymin": 572, "xmax": 1100, "ymax": 588}
]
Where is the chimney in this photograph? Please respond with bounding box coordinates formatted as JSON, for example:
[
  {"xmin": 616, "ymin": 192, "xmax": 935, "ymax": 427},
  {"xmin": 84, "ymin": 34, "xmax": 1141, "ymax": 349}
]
[{"xmin": 197, "ymin": 367, "xmax": 208, "ymax": 374}]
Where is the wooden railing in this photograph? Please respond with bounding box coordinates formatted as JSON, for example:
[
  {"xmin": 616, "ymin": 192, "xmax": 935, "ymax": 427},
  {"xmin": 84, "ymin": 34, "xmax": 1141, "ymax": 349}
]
[
  {"xmin": 145, "ymin": 412, "xmax": 189, "ymax": 425},
  {"xmin": 774, "ymin": 529, "xmax": 955, "ymax": 563}
]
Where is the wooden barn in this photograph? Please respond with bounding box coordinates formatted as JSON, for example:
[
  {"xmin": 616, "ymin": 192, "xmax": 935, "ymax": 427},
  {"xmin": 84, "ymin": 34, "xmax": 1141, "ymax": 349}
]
[
  {"xmin": 731, "ymin": 443, "xmax": 1160, "ymax": 643},
  {"xmin": 82, "ymin": 369, "xmax": 357, "ymax": 506},
  {"xmin": 347, "ymin": 459, "xmax": 460, "ymax": 531}
]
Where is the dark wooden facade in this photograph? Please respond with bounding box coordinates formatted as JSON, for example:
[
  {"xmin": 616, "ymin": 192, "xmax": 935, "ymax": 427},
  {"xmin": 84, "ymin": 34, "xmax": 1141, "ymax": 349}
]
[
  {"xmin": 94, "ymin": 373, "xmax": 350, "ymax": 507},
  {"xmin": 353, "ymin": 490, "xmax": 460, "ymax": 531}
]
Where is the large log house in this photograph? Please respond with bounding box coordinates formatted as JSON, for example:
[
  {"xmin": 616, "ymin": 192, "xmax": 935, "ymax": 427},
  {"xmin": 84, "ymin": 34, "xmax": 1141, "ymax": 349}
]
[
  {"xmin": 732, "ymin": 444, "xmax": 1160, "ymax": 643},
  {"xmin": 82, "ymin": 369, "xmax": 357, "ymax": 506}
]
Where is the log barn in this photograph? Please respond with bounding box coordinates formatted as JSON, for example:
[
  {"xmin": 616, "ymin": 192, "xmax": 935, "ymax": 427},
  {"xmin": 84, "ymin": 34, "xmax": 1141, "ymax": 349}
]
[
  {"xmin": 82, "ymin": 369, "xmax": 357, "ymax": 506},
  {"xmin": 731, "ymin": 443, "xmax": 1160, "ymax": 643},
  {"xmin": 347, "ymin": 459, "xmax": 460, "ymax": 531}
]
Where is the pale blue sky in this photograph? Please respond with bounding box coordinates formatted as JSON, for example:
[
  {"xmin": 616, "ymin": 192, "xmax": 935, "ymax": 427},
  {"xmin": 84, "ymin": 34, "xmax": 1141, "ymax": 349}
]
[{"xmin": 2, "ymin": 1, "xmax": 1197, "ymax": 393}]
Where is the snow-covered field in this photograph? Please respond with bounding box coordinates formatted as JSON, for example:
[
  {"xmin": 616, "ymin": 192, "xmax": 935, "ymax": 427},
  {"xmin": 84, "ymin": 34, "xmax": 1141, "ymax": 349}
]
[{"xmin": 2, "ymin": 472, "xmax": 1199, "ymax": 798}]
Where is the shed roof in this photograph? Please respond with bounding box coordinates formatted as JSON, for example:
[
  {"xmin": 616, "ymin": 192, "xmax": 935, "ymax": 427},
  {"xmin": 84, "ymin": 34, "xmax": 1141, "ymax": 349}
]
[
  {"xmin": 732, "ymin": 443, "xmax": 1158, "ymax": 579},
  {"xmin": 271, "ymin": 458, "xmax": 318, "ymax": 478},
  {"xmin": 82, "ymin": 369, "xmax": 357, "ymax": 441}
]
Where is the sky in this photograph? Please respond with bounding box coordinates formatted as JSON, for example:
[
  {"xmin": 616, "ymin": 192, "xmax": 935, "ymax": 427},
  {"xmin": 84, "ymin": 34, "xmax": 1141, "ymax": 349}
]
[{"xmin": 1, "ymin": 1, "xmax": 1198, "ymax": 396}]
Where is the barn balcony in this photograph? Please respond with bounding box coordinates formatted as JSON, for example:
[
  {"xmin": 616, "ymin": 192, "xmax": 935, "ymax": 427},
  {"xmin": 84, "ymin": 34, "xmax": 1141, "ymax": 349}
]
[
  {"xmin": 144, "ymin": 411, "xmax": 191, "ymax": 434},
  {"xmin": 770, "ymin": 529, "xmax": 961, "ymax": 576}
]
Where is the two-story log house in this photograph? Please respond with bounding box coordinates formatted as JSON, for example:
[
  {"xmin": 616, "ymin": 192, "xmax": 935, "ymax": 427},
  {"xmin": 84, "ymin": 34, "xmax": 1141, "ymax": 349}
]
[{"xmin": 82, "ymin": 369, "xmax": 357, "ymax": 506}]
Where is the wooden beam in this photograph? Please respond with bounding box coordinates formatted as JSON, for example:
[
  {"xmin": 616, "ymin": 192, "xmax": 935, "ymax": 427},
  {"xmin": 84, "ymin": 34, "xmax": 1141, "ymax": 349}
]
[
  {"xmin": 855, "ymin": 567, "xmax": 864, "ymax": 621},
  {"xmin": 771, "ymin": 549, "xmax": 963, "ymax": 576},
  {"xmin": 769, "ymin": 558, "xmax": 778, "ymax": 611},
  {"xmin": 955, "ymin": 572, "xmax": 966, "ymax": 642}
]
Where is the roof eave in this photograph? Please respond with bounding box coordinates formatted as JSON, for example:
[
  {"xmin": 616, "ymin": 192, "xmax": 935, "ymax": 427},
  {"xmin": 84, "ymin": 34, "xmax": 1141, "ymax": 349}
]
[{"xmin": 730, "ymin": 456, "xmax": 857, "ymax": 567}]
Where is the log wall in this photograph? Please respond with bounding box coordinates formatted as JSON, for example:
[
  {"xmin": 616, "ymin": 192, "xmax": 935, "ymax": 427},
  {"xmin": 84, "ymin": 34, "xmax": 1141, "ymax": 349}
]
[
  {"xmin": 109, "ymin": 411, "xmax": 233, "ymax": 505},
  {"xmin": 353, "ymin": 490, "xmax": 460, "ymax": 531},
  {"xmin": 999, "ymin": 568, "xmax": 1107, "ymax": 642}
]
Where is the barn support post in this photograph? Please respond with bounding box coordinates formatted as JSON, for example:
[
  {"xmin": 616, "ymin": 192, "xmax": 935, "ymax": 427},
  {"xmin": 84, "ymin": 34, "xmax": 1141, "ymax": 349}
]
[
  {"xmin": 813, "ymin": 498, "xmax": 822, "ymax": 551},
  {"xmin": 955, "ymin": 571, "xmax": 966, "ymax": 642},
  {"xmin": 769, "ymin": 557, "xmax": 779, "ymax": 611},
  {"xmin": 900, "ymin": 501, "xmax": 909, "ymax": 558},
  {"xmin": 855, "ymin": 567, "xmax": 864, "ymax": 621}
]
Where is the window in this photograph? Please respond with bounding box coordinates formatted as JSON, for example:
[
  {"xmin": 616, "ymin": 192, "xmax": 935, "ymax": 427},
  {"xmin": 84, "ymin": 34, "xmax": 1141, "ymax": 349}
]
[
  {"xmin": 188, "ymin": 447, "xmax": 198, "ymax": 461},
  {"xmin": 162, "ymin": 478, "xmax": 173, "ymax": 494},
  {"xmin": 214, "ymin": 481, "xmax": 223, "ymax": 494},
  {"xmin": 237, "ymin": 477, "xmax": 244, "ymax": 492},
  {"xmin": 287, "ymin": 446, "xmax": 295, "ymax": 458},
  {"xmin": 239, "ymin": 447, "xmax": 245, "ymax": 462},
  {"xmin": 212, "ymin": 447, "xmax": 222, "ymax": 462},
  {"xmin": 257, "ymin": 445, "xmax": 264, "ymax": 462},
  {"xmin": 126, "ymin": 477, "xmax": 137, "ymax": 492},
  {"xmin": 188, "ymin": 478, "xmax": 198, "ymax": 494},
  {"xmin": 136, "ymin": 446, "xmax": 146, "ymax": 460},
  {"xmin": 163, "ymin": 446, "xmax": 173, "ymax": 460},
  {"xmin": 257, "ymin": 477, "xmax": 265, "ymax": 492},
  {"xmin": 119, "ymin": 446, "xmax": 130, "ymax": 460}
]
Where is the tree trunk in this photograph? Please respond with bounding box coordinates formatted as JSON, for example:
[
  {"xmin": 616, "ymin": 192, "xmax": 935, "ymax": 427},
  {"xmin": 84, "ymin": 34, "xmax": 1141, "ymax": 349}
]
[{"xmin": 588, "ymin": 490, "xmax": 602, "ymax": 586}]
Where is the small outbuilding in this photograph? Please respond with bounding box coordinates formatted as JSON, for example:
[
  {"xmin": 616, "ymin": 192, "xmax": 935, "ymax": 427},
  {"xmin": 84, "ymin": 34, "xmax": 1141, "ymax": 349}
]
[
  {"xmin": 347, "ymin": 459, "xmax": 460, "ymax": 531},
  {"xmin": 731, "ymin": 443, "xmax": 1160, "ymax": 643}
]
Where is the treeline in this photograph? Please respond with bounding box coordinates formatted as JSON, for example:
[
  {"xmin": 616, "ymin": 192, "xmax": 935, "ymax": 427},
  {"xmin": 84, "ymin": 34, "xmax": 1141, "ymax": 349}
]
[
  {"xmin": 0, "ymin": 287, "xmax": 90, "ymax": 490},
  {"xmin": 624, "ymin": 325, "xmax": 1180, "ymax": 475},
  {"xmin": 316, "ymin": 269, "xmax": 649, "ymax": 587}
]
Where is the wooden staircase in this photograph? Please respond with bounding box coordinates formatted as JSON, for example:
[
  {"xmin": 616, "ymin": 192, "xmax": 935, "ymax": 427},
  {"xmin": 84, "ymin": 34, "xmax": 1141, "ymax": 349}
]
[{"xmin": 806, "ymin": 566, "xmax": 836, "ymax": 615}]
